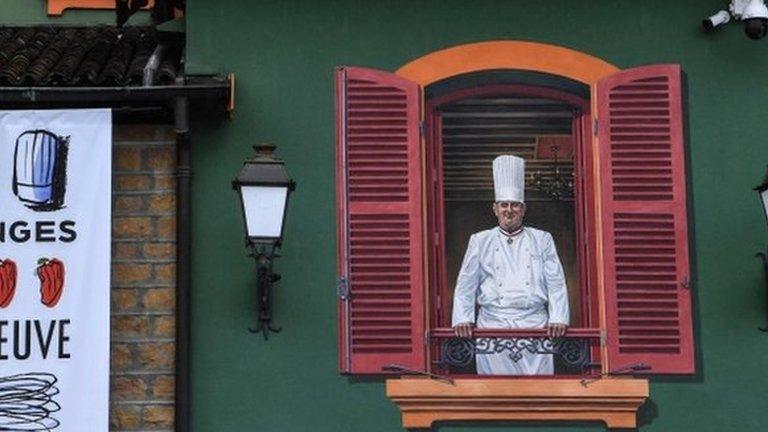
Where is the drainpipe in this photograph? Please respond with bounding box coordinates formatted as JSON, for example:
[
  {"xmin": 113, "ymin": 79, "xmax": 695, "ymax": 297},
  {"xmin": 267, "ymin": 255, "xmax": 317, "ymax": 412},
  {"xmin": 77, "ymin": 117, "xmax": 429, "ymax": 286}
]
[
  {"xmin": 143, "ymin": 45, "xmax": 167, "ymax": 86},
  {"xmin": 174, "ymin": 76, "xmax": 191, "ymax": 432}
]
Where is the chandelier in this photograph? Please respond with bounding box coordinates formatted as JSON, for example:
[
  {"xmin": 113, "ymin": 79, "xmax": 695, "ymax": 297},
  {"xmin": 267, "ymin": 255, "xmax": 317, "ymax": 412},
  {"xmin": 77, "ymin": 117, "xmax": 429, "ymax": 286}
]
[{"xmin": 532, "ymin": 145, "xmax": 573, "ymax": 201}]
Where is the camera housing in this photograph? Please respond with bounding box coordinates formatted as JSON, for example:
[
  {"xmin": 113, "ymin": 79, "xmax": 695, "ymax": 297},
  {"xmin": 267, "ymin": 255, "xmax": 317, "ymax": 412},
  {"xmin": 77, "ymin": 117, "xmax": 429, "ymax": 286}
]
[
  {"xmin": 703, "ymin": 0, "xmax": 768, "ymax": 39},
  {"xmin": 703, "ymin": 10, "xmax": 731, "ymax": 31},
  {"xmin": 742, "ymin": 0, "xmax": 768, "ymax": 39}
]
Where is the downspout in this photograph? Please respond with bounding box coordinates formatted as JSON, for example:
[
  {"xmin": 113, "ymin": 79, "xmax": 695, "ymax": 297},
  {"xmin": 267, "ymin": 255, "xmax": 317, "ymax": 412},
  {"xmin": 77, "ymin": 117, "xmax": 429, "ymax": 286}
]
[
  {"xmin": 173, "ymin": 76, "xmax": 191, "ymax": 432},
  {"xmin": 143, "ymin": 45, "xmax": 167, "ymax": 86}
]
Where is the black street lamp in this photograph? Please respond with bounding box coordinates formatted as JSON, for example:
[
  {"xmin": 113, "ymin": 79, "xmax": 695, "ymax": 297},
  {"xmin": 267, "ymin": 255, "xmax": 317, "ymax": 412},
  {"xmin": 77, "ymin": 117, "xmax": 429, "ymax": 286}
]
[
  {"xmin": 233, "ymin": 144, "xmax": 295, "ymax": 339},
  {"xmin": 754, "ymin": 165, "xmax": 768, "ymax": 332}
]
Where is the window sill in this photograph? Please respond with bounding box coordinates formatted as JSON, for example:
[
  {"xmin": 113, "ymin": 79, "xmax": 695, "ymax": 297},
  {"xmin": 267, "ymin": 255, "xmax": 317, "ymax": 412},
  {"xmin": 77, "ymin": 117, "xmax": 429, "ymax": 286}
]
[{"xmin": 386, "ymin": 377, "xmax": 648, "ymax": 429}]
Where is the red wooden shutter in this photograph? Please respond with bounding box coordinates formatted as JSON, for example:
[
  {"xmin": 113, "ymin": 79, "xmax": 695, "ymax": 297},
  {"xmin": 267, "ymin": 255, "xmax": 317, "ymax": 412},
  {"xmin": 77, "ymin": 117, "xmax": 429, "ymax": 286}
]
[
  {"xmin": 335, "ymin": 66, "xmax": 425, "ymax": 374},
  {"xmin": 597, "ymin": 64, "xmax": 694, "ymax": 374}
]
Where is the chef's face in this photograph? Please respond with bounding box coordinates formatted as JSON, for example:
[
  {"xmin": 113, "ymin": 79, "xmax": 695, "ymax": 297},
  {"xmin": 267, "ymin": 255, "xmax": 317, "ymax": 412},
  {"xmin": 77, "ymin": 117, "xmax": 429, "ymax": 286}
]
[{"xmin": 493, "ymin": 201, "xmax": 525, "ymax": 232}]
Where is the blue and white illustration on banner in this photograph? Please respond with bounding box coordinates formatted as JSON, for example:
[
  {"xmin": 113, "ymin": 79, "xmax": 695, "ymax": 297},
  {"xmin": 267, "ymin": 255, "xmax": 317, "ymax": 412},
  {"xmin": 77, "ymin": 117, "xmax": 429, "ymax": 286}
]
[{"xmin": 0, "ymin": 109, "xmax": 111, "ymax": 432}]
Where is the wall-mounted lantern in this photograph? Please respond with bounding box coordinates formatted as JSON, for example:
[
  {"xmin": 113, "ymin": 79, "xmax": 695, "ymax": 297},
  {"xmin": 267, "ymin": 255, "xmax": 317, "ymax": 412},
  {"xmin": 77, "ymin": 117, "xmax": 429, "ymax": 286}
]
[
  {"xmin": 753, "ymin": 165, "xmax": 768, "ymax": 332},
  {"xmin": 233, "ymin": 144, "xmax": 295, "ymax": 339}
]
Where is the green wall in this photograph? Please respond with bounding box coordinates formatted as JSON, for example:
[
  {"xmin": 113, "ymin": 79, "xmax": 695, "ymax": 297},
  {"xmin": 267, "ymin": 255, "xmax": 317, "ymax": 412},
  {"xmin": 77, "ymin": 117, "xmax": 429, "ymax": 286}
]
[{"xmin": 187, "ymin": 1, "xmax": 768, "ymax": 431}]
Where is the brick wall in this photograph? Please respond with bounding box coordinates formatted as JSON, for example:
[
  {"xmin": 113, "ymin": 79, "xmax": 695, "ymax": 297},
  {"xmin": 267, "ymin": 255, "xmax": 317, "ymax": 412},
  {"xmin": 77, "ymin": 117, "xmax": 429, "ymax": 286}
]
[{"xmin": 110, "ymin": 124, "xmax": 176, "ymax": 432}]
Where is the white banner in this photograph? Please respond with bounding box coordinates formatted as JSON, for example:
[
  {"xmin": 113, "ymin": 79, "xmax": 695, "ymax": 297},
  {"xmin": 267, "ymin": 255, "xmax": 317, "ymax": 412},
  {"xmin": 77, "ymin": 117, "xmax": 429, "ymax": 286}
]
[{"xmin": 0, "ymin": 109, "xmax": 111, "ymax": 431}]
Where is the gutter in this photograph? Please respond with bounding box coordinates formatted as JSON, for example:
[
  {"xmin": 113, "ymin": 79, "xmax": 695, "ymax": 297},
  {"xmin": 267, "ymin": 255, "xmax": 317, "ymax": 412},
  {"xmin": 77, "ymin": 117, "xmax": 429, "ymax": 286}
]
[{"xmin": 0, "ymin": 79, "xmax": 229, "ymax": 106}]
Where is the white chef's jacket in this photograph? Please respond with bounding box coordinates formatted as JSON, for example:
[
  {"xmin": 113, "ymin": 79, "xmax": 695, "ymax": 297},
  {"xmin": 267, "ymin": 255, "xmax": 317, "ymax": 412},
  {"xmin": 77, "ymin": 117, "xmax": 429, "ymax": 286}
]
[{"xmin": 451, "ymin": 226, "xmax": 569, "ymax": 375}]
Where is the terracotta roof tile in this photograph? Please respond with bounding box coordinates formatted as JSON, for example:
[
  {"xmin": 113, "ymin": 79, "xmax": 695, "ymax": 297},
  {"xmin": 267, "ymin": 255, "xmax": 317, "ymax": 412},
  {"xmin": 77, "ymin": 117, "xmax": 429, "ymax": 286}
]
[{"xmin": 0, "ymin": 26, "xmax": 181, "ymax": 87}]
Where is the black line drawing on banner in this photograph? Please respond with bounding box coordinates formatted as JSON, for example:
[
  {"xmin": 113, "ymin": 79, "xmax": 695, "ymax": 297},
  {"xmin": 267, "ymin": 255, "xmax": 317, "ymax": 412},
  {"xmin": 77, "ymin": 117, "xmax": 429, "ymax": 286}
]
[
  {"xmin": 12, "ymin": 130, "xmax": 69, "ymax": 212},
  {"xmin": 0, "ymin": 372, "xmax": 61, "ymax": 431}
]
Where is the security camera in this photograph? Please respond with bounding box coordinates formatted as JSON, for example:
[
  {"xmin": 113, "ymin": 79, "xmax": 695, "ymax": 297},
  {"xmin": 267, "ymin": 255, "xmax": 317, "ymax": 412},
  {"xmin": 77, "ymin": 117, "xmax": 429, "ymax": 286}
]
[
  {"xmin": 742, "ymin": 0, "xmax": 768, "ymax": 39},
  {"xmin": 703, "ymin": 0, "xmax": 768, "ymax": 39}
]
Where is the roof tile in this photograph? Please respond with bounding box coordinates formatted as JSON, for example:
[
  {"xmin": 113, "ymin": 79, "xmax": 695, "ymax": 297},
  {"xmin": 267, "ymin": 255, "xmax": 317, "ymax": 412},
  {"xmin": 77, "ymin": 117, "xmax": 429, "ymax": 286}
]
[{"xmin": 0, "ymin": 26, "xmax": 181, "ymax": 87}]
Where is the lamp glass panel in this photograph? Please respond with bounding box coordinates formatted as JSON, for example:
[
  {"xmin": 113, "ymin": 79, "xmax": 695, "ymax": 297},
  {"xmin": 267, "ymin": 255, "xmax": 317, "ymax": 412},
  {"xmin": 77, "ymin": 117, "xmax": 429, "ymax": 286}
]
[
  {"xmin": 762, "ymin": 189, "xmax": 768, "ymax": 223},
  {"xmin": 241, "ymin": 185, "xmax": 288, "ymax": 239}
]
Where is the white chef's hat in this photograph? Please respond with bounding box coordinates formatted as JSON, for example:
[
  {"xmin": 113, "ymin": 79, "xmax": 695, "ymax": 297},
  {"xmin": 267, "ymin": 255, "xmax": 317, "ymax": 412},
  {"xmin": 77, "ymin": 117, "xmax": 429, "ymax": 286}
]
[{"xmin": 493, "ymin": 155, "xmax": 525, "ymax": 203}]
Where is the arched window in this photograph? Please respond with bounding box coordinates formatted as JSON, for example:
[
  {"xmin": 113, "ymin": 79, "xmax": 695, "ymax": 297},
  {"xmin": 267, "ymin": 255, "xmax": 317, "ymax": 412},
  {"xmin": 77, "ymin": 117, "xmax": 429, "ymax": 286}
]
[
  {"xmin": 334, "ymin": 42, "xmax": 693, "ymax": 429},
  {"xmin": 335, "ymin": 42, "xmax": 693, "ymax": 391}
]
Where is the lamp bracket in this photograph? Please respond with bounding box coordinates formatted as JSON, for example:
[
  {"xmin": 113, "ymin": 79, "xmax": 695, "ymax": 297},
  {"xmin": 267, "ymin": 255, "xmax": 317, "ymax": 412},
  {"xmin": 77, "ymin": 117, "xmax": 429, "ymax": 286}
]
[{"xmin": 247, "ymin": 243, "xmax": 282, "ymax": 340}]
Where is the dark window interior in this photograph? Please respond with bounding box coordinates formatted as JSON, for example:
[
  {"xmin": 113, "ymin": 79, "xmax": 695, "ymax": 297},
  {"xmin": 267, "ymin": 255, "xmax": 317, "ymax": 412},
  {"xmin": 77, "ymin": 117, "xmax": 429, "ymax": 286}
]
[
  {"xmin": 440, "ymin": 95, "xmax": 581, "ymax": 328},
  {"xmin": 425, "ymin": 72, "xmax": 593, "ymax": 375}
]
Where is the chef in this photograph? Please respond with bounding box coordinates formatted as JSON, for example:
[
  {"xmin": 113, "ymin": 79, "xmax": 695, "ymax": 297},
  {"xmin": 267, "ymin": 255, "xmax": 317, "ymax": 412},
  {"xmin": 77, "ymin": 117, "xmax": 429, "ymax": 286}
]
[{"xmin": 451, "ymin": 155, "xmax": 569, "ymax": 375}]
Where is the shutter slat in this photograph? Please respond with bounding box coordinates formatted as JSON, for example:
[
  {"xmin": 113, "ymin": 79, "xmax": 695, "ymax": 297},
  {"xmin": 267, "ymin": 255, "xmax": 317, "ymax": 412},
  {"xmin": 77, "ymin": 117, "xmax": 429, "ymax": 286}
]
[
  {"xmin": 349, "ymin": 117, "xmax": 409, "ymax": 124},
  {"xmin": 347, "ymin": 176, "xmax": 408, "ymax": 182},
  {"xmin": 352, "ymin": 316, "xmax": 412, "ymax": 323},
  {"xmin": 348, "ymin": 150, "xmax": 408, "ymax": 157},
  {"xmin": 353, "ymin": 290, "xmax": 411, "ymax": 296},
  {"xmin": 619, "ymin": 327, "xmax": 680, "ymax": 333},
  {"xmin": 598, "ymin": 64, "xmax": 694, "ymax": 374},
  {"xmin": 352, "ymin": 325, "xmax": 412, "ymax": 331},
  {"xmin": 337, "ymin": 66, "xmax": 425, "ymax": 374},
  {"xmin": 610, "ymin": 116, "xmax": 672, "ymax": 122},
  {"xmin": 613, "ymin": 84, "xmax": 670, "ymax": 91}
]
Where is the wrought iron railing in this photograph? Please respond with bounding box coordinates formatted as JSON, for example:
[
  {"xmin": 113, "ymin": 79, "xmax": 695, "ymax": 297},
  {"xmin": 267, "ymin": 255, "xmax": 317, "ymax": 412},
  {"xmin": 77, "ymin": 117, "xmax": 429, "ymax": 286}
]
[{"xmin": 429, "ymin": 327, "xmax": 601, "ymax": 372}]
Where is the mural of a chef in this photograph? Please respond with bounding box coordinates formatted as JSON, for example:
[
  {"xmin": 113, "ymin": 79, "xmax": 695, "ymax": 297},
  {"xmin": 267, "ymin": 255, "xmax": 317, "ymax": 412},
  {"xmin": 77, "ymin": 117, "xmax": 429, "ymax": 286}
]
[{"xmin": 452, "ymin": 155, "xmax": 570, "ymax": 375}]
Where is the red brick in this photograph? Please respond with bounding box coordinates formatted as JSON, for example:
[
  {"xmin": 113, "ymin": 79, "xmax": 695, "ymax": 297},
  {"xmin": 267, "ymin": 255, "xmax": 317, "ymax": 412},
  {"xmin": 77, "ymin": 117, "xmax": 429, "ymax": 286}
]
[
  {"xmin": 111, "ymin": 405, "xmax": 141, "ymax": 429},
  {"xmin": 153, "ymin": 316, "xmax": 175, "ymax": 337},
  {"xmin": 160, "ymin": 126, "xmax": 175, "ymax": 141},
  {"xmin": 114, "ymin": 217, "xmax": 153, "ymax": 239},
  {"xmin": 114, "ymin": 263, "xmax": 152, "ymax": 285},
  {"xmin": 137, "ymin": 343, "xmax": 174, "ymax": 370},
  {"xmin": 143, "ymin": 288, "xmax": 175, "ymax": 311},
  {"xmin": 115, "ymin": 147, "xmax": 142, "ymax": 171},
  {"xmin": 152, "ymin": 375, "xmax": 175, "ymax": 399},
  {"xmin": 113, "ymin": 243, "xmax": 140, "ymax": 260},
  {"xmin": 147, "ymin": 194, "xmax": 175, "ymax": 213},
  {"xmin": 112, "ymin": 315, "xmax": 150, "ymax": 338},
  {"xmin": 144, "ymin": 405, "xmax": 174, "ymax": 428},
  {"xmin": 154, "ymin": 263, "xmax": 175, "ymax": 284},
  {"xmin": 113, "ymin": 376, "xmax": 148, "ymax": 401},
  {"xmin": 156, "ymin": 216, "xmax": 176, "ymax": 238},
  {"xmin": 154, "ymin": 175, "xmax": 176, "ymax": 190},
  {"xmin": 111, "ymin": 344, "xmax": 133, "ymax": 370},
  {"xmin": 114, "ymin": 175, "xmax": 152, "ymax": 191},
  {"xmin": 145, "ymin": 147, "xmax": 175, "ymax": 171},
  {"xmin": 112, "ymin": 289, "xmax": 139, "ymax": 311},
  {"xmin": 114, "ymin": 196, "xmax": 144, "ymax": 214},
  {"xmin": 143, "ymin": 243, "xmax": 175, "ymax": 259}
]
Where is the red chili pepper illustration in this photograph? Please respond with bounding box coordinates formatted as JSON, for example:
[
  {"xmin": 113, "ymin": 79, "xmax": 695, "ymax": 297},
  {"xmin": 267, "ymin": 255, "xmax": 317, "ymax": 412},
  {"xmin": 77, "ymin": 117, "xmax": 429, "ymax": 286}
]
[
  {"xmin": 37, "ymin": 258, "xmax": 65, "ymax": 308},
  {"xmin": 0, "ymin": 259, "xmax": 17, "ymax": 308}
]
